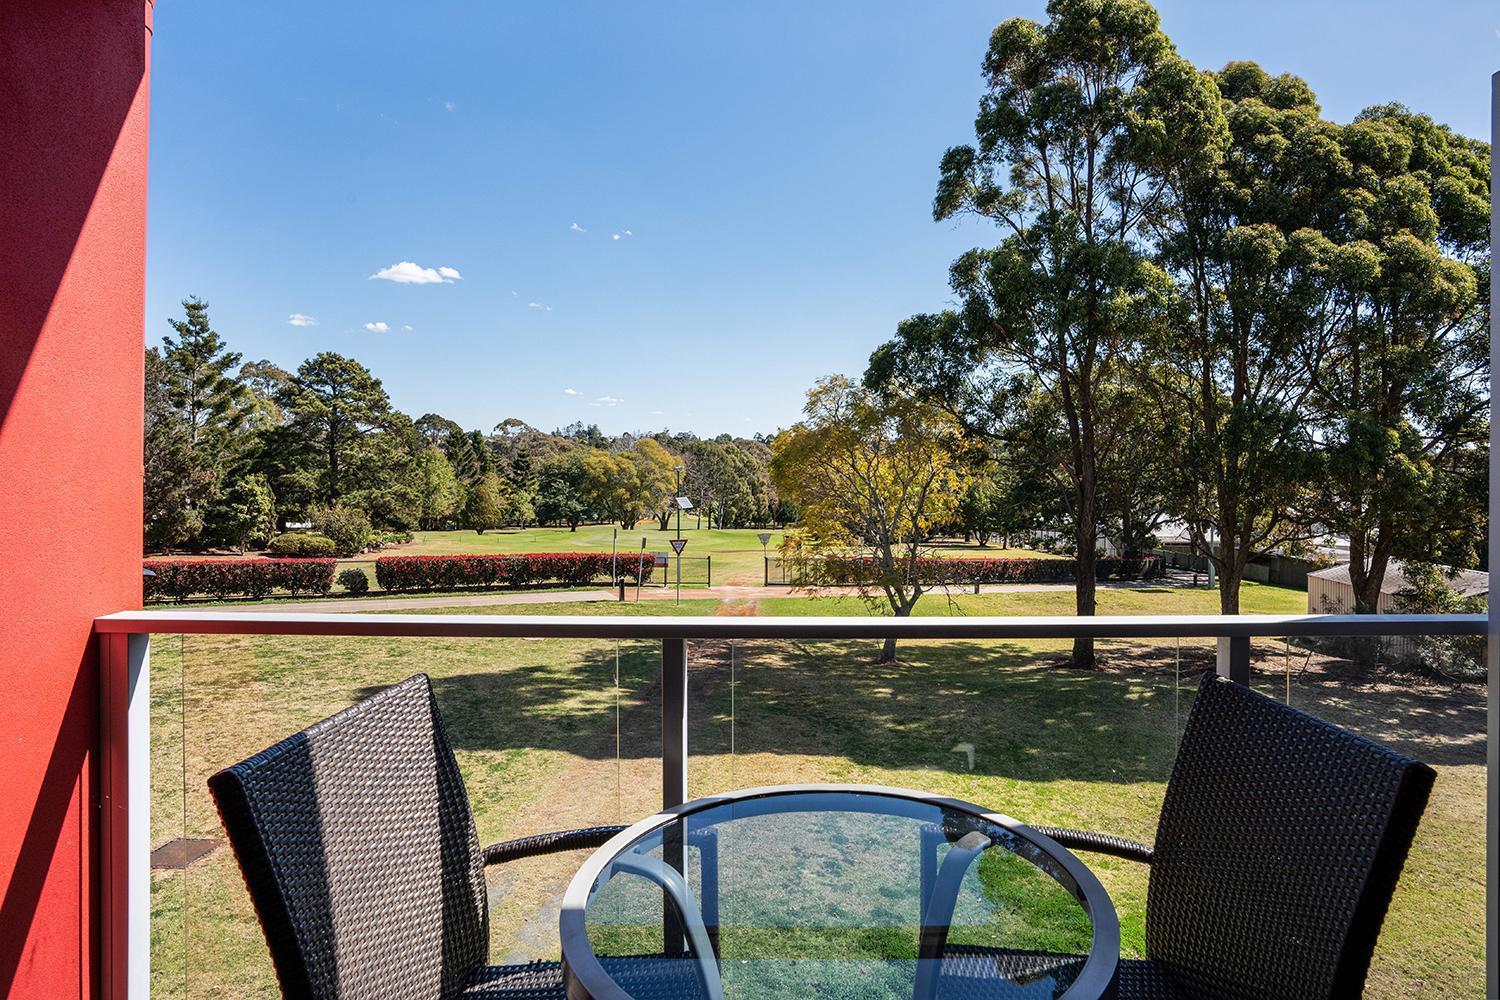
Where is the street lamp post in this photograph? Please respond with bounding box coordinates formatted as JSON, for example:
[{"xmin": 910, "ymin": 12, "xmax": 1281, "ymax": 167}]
[{"xmin": 674, "ymin": 465, "xmax": 685, "ymax": 540}]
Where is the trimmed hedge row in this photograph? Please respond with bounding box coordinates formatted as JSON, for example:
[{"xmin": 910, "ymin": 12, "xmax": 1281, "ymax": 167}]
[
  {"xmin": 375, "ymin": 553, "xmax": 657, "ymax": 592},
  {"xmin": 144, "ymin": 559, "xmax": 336, "ymax": 601},
  {"xmin": 815, "ymin": 555, "xmax": 1163, "ymax": 586}
]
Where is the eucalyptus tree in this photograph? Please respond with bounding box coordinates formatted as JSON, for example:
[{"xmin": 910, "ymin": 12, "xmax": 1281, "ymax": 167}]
[
  {"xmin": 1141, "ymin": 62, "xmax": 1346, "ymax": 612},
  {"xmin": 1313, "ymin": 105, "xmax": 1490, "ymax": 611},
  {"xmin": 865, "ymin": 0, "xmax": 1213, "ymax": 667}
]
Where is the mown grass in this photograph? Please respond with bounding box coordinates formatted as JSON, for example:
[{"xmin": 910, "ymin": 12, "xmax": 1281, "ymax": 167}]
[
  {"xmin": 149, "ymin": 588, "xmax": 1484, "ymax": 998},
  {"xmin": 403, "ymin": 526, "xmax": 785, "ymax": 585}
]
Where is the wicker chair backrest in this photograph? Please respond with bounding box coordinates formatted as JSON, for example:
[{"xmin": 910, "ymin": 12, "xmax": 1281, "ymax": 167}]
[
  {"xmin": 1147, "ymin": 674, "xmax": 1434, "ymax": 999},
  {"xmin": 208, "ymin": 674, "xmax": 488, "ymax": 999}
]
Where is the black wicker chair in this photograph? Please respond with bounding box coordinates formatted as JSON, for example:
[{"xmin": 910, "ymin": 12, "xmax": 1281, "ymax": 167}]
[
  {"xmin": 207, "ymin": 673, "xmax": 626, "ymax": 999},
  {"xmin": 1024, "ymin": 672, "xmax": 1436, "ymax": 1000}
]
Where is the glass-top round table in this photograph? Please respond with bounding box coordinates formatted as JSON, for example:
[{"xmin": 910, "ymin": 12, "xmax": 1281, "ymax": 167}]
[{"xmin": 560, "ymin": 785, "xmax": 1119, "ymax": 1000}]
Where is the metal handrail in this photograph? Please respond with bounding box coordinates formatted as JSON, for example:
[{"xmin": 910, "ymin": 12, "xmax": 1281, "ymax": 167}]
[{"xmin": 93, "ymin": 609, "xmax": 1485, "ymax": 639}]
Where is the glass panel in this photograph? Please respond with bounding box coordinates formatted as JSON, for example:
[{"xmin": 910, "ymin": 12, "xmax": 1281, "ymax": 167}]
[
  {"xmin": 148, "ymin": 634, "xmax": 187, "ymax": 999},
  {"xmin": 691, "ymin": 628, "xmax": 1194, "ymax": 963},
  {"xmin": 156, "ymin": 631, "xmax": 647, "ymax": 998},
  {"xmin": 1252, "ymin": 631, "xmax": 1487, "ymax": 996}
]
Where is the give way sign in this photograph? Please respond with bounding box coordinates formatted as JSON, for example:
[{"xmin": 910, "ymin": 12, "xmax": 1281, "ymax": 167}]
[{"xmin": 669, "ymin": 538, "xmax": 688, "ymax": 556}]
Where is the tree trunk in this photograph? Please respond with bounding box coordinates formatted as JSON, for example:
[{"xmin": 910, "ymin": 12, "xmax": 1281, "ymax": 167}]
[
  {"xmin": 1218, "ymin": 566, "xmax": 1242, "ymax": 615},
  {"xmin": 1073, "ymin": 481, "xmax": 1097, "ymax": 670},
  {"xmin": 656, "ymin": 512, "xmax": 671, "ymax": 531},
  {"xmin": 1216, "ymin": 535, "xmax": 1244, "ymax": 615},
  {"xmin": 879, "ymin": 594, "xmax": 918, "ymax": 663}
]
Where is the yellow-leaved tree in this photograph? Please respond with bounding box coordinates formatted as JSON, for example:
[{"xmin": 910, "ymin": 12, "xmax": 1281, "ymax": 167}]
[{"xmin": 770, "ymin": 376, "xmax": 969, "ymax": 663}]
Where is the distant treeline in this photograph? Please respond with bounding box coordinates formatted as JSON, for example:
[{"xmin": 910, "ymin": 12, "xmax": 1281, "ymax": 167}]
[{"xmin": 144, "ymin": 298, "xmax": 794, "ymax": 554}]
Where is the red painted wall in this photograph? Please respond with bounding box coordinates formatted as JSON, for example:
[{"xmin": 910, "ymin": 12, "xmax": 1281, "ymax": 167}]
[{"xmin": 0, "ymin": 2, "xmax": 152, "ymax": 997}]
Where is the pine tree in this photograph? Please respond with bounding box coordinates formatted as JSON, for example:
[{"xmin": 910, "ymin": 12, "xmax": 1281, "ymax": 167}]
[
  {"xmin": 148, "ymin": 298, "xmax": 249, "ymax": 549},
  {"xmin": 162, "ymin": 296, "xmax": 247, "ymax": 447}
]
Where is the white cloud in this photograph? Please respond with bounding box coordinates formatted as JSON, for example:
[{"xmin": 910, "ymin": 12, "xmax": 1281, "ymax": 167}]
[
  {"xmin": 595, "ymin": 395, "xmax": 624, "ymax": 406},
  {"xmin": 649, "ymin": 409, "xmax": 665, "ymax": 416},
  {"xmin": 570, "ymin": 222, "xmax": 587, "ymax": 233},
  {"xmin": 369, "ymin": 260, "xmax": 462, "ymax": 284},
  {"xmin": 402, "ymin": 324, "xmax": 414, "ymax": 332},
  {"xmin": 612, "ymin": 229, "xmax": 633, "ymax": 240},
  {"xmin": 364, "ymin": 321, "xmax": 390, "ymax": 333},
  {"xmin": 624, "ymin": 229, "xmax": 632, "ymax": 236},
  {"xmin": 527, "ymin": 302, "xmax": 551, "ymax": 311},
  {"xmin": 563, "ymin": 388, "xmax": 580, "ymax": 396},
  {"xmin": 443, "ymin": 100, "xmax": 457, "ymax": 112},
  {"xmin": 288, "ymin": 313, "xmax": 319, "ymax": 327},
  {"xmin": 611, "ymin": 233, "xmax": 621, "ymax": 241}
]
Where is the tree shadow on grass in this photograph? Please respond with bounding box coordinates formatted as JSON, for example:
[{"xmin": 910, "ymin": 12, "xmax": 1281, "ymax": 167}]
[
  {"xmin": 363, "ymin": 640, "xmax": 1188, "ymax": 785},
  {"xmin": 367, "ymin": 636, "xmax": 1485, "ymax": 790}
]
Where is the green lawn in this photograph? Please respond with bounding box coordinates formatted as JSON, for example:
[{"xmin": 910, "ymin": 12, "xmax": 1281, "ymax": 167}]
[
  {"xmin": 149, "ymin": 588, "xmax": 1485, "ymax": 998},
  {"xmin": 397, "ymin": 525, "xmax": 786, "ymax": 585}
]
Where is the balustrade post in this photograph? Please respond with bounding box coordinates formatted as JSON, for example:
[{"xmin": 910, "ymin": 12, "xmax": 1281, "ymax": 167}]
[
  {"xmin": 100, "ymin": 631, "xmax": 150, "ymax": 1000},
  {"xmin": 662, "ymin": 637, "xmax": 688, "ymax": 808},
  {"xmin": 1216, "ymin": 635, "xmax": 1250, "ymax": 685}
]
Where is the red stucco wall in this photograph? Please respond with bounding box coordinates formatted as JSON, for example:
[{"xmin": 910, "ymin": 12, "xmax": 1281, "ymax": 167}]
[{"xmin": 0, "ymin": 2, "xmax": 151, "ymax": 997}]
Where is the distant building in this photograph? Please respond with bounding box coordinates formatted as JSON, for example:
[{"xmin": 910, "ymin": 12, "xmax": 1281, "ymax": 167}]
[
  {"xmin": 1306, "ymin": 560, "xmax": 1487, "ymax": 664},
  {"xmin": 1306, "ymin": 560, "xmax": 1488, "ymax": 615}
]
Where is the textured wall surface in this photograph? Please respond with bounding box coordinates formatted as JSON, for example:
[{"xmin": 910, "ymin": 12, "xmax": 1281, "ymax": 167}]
[{"xmin": 0, "ymin": 2, "xmax": 151, "ymax": 996}]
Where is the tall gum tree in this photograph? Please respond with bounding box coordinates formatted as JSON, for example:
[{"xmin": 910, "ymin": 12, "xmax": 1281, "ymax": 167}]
[
  {"xmin": 1142, "ymin": 62, "xmax": 1349, "ymax": 613},
  {"xmin": 1315, "ymin": 105, "xmax": 1490, "ymax": 612},
  {"xmin": 865, "ymin": 0, "xmax": 1212, "ymax": 667}
]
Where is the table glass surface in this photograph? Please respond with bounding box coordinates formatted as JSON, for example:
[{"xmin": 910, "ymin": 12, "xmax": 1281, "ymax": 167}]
[{"xmin": 578, "ymin": 790, "xmax": 1099, "ymax": 1000}]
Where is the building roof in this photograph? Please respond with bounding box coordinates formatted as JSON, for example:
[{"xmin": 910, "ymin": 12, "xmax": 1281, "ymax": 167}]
[{"xmin": 1306, "ymin": 560, "xmax": 1488, "ymax": 597}]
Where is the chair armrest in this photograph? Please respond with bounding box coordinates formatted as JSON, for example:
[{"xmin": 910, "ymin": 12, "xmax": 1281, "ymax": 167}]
[
  {"xmin": 1030, "ymin": 826, "xmax": 1154, "ymax": 864},
  {"xmin": 482, "ymin": 825, "xmax": 628, "ymax": 866}
]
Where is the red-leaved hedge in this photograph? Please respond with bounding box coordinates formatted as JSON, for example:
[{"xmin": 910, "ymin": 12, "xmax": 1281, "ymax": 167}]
[
  {"xmin": 815, "ymin": 555, "xmax": 1162, "ymax": 586},
  {"xmin": 144, "ymin": 559, "xmax": 336, "ymax": 602},
  {"xmin": 375, "ymin": 553, "xmax": 657, "ymax": 592}
]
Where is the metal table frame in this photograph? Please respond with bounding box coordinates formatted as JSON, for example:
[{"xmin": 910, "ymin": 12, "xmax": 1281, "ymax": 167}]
[{"xmin": 559, "ymin": 783, "xmax": 1121, "ymax": 1000}]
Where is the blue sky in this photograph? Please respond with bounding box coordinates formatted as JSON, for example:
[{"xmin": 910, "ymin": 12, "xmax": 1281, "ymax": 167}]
[{"xmin": 146, "ymin": 1, "xmax": 1498, "ymax": 437}]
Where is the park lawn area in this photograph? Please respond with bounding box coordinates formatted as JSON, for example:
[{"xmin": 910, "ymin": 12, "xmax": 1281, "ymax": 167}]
[
  {"xmin": 401, "ymin": 525, "xmax": 785, "ymax": 585},
  {"xmin": 922, "ymin": 538, "xmax": 1071, "ymax": 560},
  {"xmin": 393, "ymin": 527, "xmax": 1065, "ymax": 587},
  {"xmin": 149, "ymin": 591, "xmax": 1484, "ymax": 999}
]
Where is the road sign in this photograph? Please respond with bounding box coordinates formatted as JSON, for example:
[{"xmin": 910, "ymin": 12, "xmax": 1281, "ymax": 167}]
[
  {"xmin": 669, "ymin": 538, "xmax": 688, "ymax": 555},
  {"xmin": 757, "ymin": 532, "xmax": 772, "ymax": 547}
]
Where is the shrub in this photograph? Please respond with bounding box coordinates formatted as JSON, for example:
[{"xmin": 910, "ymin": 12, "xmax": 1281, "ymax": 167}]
[
  {"xmin": 809, "ymin": 555, "xmax": 1162, "ymax": 586},
  {"xmin": 143, "ymin": 558, "xmax": 336, "ymax": 601},
  {"xmin": 309, "ymin": 503, "xmax": 374, "ymax": 557},
  {"xmin": 337, "ymin": 567, "xmax": 370, "ymax": 594},
  {"xmin": 375, "ymin": 553, "xmax": 656, "ymax": 592},
  {"xmin": 268, "ymin": 532, "xmax": 337, "ymax": 557},
  {"xmin": 375, "ymin": 529, "xmax": 414, "ymax": 547}
]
